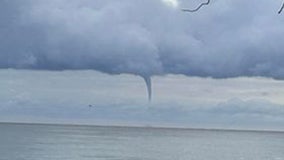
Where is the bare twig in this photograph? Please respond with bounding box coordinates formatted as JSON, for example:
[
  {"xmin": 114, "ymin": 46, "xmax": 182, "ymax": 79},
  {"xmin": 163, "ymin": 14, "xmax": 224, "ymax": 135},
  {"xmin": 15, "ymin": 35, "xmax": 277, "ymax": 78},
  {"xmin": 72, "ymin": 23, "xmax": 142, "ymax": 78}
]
[
  {"xmin": 181, "ymin": 0, "xmax": 283, "ymax": 14},
  {"xmin": 279, "ymin": 1, "xmax": 284, "ymax": 14},
  {"xmin": 182, "ymin": 0, "xmax": 210, "ymax": 12}
]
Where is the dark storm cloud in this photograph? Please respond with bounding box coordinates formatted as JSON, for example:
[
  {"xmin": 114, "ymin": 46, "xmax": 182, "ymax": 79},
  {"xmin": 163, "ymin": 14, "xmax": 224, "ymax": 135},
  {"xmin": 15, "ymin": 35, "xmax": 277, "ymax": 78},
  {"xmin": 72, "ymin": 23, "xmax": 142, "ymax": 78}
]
[{"xmin": 1, "ymin": 0, "xmax": 284, "ymax": 79}]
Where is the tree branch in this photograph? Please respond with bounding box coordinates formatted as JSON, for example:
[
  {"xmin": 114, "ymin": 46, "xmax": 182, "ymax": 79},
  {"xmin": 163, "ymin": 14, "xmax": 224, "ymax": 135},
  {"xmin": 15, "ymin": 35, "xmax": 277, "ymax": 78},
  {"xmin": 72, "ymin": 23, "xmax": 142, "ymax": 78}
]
[
  {"xmin": 182, "ymin": 0, "xmax": 210, "ymax": 12},
  {"xmin": 181, "ymin": 0, "xmax": 283, "ymax": 14},
  {"xmin": 279, "ymin": 1, "xmax": 284, "ymax": 14}
]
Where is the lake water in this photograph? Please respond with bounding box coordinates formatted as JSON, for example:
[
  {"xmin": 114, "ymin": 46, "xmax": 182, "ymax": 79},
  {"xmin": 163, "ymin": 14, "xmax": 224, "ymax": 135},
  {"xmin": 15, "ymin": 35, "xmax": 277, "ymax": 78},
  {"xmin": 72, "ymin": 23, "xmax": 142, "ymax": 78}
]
[{"xmin": 0, "ymin": 123, "xmax": 283, "ymax": 160}]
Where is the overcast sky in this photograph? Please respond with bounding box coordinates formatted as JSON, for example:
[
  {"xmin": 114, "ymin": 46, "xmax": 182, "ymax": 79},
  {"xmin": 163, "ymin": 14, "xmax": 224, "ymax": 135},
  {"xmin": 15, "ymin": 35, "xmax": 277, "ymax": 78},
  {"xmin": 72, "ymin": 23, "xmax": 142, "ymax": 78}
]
[{"xmin": 0, "ymin": 0, "xmax": 284, "ymax": 130}]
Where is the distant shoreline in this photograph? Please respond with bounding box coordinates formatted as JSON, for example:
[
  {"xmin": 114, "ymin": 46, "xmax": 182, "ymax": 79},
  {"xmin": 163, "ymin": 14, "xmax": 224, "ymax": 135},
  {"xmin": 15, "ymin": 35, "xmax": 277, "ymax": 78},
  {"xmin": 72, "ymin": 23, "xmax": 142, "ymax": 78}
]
[{"xmin": 0, "ymin": 121, "xmax": 283, "ymax": 134}]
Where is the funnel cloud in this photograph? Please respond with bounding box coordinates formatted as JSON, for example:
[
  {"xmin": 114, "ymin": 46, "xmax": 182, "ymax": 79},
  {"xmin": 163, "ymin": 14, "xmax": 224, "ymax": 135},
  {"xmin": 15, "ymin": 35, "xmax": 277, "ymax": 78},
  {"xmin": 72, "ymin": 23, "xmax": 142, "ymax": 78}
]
[
  {"xmin": 1, "ymin": 0, "xmax": 284, "ymax": 100},
  {"xmin": 143, "ymin": 76, "xmax": 152, "ymax": 101}
]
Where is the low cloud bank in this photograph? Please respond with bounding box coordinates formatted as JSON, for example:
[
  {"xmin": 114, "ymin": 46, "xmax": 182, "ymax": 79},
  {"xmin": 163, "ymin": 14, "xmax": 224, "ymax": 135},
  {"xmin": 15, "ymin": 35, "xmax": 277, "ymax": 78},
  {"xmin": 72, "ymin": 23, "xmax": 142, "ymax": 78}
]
[
  {"xmin": 1, "ymin": 0, "xmax": 284, "ymax": 100},
  {"xmin": 1, "ymin": 0, "xmax": 284, "ymax": 78}
]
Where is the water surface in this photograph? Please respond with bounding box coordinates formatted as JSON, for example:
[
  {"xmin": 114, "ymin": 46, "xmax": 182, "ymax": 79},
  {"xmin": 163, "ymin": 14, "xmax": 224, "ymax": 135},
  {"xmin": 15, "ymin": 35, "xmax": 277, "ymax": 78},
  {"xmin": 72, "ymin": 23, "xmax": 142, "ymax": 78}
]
[{"xmin": 0, "ymin": 123, "xmax": 283, "ymax": 160}]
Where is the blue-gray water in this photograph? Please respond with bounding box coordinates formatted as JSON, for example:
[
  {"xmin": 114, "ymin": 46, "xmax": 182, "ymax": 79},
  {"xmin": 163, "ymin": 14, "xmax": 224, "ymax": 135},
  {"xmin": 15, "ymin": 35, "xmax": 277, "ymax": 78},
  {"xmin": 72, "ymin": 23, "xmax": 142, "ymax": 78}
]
[{"xmin": 0, "ymin": 123, "xmax": 283, "ymax": 160}]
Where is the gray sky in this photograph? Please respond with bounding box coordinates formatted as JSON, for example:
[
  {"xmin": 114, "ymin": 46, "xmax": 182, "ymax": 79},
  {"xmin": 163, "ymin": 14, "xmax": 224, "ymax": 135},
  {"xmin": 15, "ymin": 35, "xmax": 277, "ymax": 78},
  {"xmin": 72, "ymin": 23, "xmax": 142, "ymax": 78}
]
[
  {"xmin": 0, "ymin": 0, "xmax": 284, "ymax": 130},
  {"xmin": 1, "ymin": 70, "xmax": 284, "ymax": 130}
]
